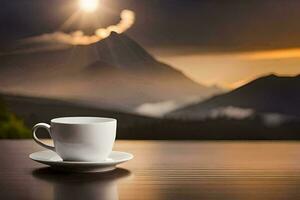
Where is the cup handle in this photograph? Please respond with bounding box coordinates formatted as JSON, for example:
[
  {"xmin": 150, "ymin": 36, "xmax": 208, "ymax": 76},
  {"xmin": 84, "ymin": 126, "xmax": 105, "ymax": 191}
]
[{"xmin": 32, "ymin": 123, "xmax": 55, "ymax": 151}]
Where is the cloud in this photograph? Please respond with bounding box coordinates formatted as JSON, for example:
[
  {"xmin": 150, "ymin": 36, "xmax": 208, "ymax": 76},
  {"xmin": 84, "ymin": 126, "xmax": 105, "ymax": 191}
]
[
  {"xmin": 207, "ymin": 107, "xmax": 289, "ymax": 126},
  {"xmin": 136, "ymin": 96, "xmax": 202, "ymax": 117},
  {"xmin": 262, "ymin": 113, "xmax": 286, "ymax": 127},
  {"xmin": 25, "ymin": 9, "xmax": 135, "ymax": 45},
  {"xmin": 136, "ymin": 101, "xmax": 179, "ymax": 117},
  {"xmin": 208, "ymin": 106, "xmax": 254, "ymax": 119}
]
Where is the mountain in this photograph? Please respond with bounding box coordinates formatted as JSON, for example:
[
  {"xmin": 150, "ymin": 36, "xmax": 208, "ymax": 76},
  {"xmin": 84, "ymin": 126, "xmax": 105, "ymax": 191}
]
[
  {"xmin": 0, "ymin": 32, "xmax": 220, "ymax": 113},
  {"xmin": 168, "ymin": 74, "xmax": 300, "ymax": 119}
]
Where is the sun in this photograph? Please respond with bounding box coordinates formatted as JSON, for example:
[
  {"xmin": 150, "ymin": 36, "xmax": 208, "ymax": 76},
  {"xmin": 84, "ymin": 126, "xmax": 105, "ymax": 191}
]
[{"xmin": 79, "ymin": 0, "xmax": 99, "ymax": 13}]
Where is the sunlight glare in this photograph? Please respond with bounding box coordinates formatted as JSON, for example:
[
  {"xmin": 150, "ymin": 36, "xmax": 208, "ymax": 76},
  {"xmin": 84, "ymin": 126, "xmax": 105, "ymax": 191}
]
[{"xmin": 79, "ymin": 0, "xmax": 99, "ymax": 13}]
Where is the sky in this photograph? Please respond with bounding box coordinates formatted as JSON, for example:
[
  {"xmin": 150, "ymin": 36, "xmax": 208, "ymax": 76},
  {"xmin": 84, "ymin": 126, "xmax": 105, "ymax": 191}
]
[
  {"xmin": 3, "ymin": 0, "xmax": 300, "ymax": 49},
  {"xmin": 0, "ymin": 0, "xmax": 300, "ymax": 88},
  {"xmin": 153, "ymin": 49, "xmax": 300, "ymax": 89}
]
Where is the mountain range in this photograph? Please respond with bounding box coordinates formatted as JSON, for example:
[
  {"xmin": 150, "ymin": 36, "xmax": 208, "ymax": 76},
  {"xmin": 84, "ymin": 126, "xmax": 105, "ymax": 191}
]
[
  {"xmin": 0, "ymin": 32, "xmax": 220, "ymax": 114},
  {"xmin": 1, "ymin": 31, "xmax": 300, "ymax": 139},
  {"xmin": 169, "ymin": 74, "xmax": 300, "ymax": 120}
]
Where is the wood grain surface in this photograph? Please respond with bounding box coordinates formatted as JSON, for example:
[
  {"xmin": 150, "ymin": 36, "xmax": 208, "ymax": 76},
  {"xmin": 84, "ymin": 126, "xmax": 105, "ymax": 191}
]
[{"xmin": 1, "ymin": 140, "xmax": 300, "ymax": 200}]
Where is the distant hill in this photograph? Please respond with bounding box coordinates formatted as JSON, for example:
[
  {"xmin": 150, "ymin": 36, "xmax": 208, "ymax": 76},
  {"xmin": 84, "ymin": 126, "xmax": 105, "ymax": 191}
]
[
  {"xmin": 0, "ymin": 93, "xmax": 162, "ymax": 139},
  {"xmin": 168, "ymin": 74, "xmax": 300, "ymax": 119},
  {"xmin": 0, "ymin": 32, "xmax": 220, "ymax": 113},
  {"xmin": 1, "ymin": 93, "xmax": 300, "ymax": 140}
]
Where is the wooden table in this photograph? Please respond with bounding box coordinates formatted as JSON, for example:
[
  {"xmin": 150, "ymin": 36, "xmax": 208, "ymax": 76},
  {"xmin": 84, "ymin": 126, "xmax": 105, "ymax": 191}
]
[{"xmin": 1, "ymin": 140, "xmax": 300, "ymax": 200}]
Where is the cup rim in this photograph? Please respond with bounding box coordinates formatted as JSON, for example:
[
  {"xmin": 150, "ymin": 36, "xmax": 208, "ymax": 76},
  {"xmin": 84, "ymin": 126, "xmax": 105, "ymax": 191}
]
[{"xmin": 51, "ymin": 117, "xmax": 117, "ymax": 125}]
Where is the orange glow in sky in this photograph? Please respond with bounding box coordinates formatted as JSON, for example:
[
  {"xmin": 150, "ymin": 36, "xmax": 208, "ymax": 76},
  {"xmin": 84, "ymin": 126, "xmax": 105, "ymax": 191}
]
[
  {"xmin": 154, "ymin": 48, "xmax": 300, "ymax": 89},
  {"xmin": 238, "ymin": 48, "xmax": 300, "ymax": 60}
]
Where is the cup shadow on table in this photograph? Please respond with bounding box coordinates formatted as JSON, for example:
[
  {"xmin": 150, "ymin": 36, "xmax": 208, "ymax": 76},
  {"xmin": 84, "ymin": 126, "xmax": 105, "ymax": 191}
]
[{"xmin": 32, "ymin": 167, "xmax": 131, "ymax": 200}]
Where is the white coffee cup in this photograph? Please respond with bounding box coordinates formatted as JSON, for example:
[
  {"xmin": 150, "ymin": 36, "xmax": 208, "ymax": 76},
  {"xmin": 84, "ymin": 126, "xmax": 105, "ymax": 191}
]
[{"xmin": 32, "ymin": 117, "xmax": 117, "ymax": 162}]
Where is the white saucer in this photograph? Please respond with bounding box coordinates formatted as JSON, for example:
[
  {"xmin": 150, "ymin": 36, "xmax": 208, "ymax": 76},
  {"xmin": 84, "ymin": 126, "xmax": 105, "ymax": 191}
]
[{"xmin": 30, "ymin": 150, "xmax": 133, "ymax": 173}]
